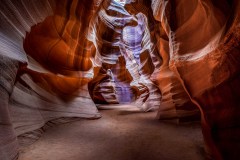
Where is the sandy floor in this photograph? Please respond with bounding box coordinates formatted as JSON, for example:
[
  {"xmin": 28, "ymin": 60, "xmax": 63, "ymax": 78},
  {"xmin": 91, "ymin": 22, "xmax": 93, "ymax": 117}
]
[{"xmin": 19, "ymin": 109, "xmax": 205, "ymax": 160}]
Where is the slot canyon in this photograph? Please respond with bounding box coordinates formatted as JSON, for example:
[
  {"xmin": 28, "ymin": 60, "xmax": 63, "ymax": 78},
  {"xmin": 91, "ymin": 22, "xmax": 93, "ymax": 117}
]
[{"xmin": 0, "ymin": 0, "xmax": 239, "ymax": 159}]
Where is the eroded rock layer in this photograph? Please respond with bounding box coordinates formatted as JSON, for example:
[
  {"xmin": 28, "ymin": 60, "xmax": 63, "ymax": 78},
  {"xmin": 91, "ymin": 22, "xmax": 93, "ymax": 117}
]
[
  {"xmin": 0, "ymin": 0, "xmax": 239, "ymax": 160},
  {"xmin": 152, "ymin": 0, "xmax": 240, "ymax": 159}
]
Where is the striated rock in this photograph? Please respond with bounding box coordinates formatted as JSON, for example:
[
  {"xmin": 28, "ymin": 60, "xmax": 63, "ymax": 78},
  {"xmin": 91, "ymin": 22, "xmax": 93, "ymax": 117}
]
[
  {"xmin": 87, "ymin": 0, "xmax": 161, "ymax": 110},
  {"xmin": 152, "ymin": 0, "xmax": 240, "ymax": 159},
  {"xmin": 0, "ymin": 55, "xmax": 19, "ymax": 160},
  {"xmin": 154, "ymin": 23, "xmax": 200, "ymax": 122},
  {"xmin": 0, "ymin": 1, "xmax": 101, "ymax": 159},
  {"xmin": 0, "ymin": 0, "xmax": 239, "ymax": 159},
  {"xmin": 23, "ymin": 0, "xmax": 99, "ymax": 72}
]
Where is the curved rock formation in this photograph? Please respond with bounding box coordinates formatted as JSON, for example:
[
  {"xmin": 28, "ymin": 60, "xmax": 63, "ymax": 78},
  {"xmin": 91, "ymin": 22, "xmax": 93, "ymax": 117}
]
[
  {"xmin": 87, "ymin": 0, "xmax": 162, "ymax": 110},
  {"xmin": 152, "ymin": 0, "xmax": 240, "ymax": 159},
  {"xmin": 0, "ymin": 0, "xmax": 239, "ymax": 160},
  {"xmin": 0, "ymin": 1, "xmax": 101, "ymax": 159}
]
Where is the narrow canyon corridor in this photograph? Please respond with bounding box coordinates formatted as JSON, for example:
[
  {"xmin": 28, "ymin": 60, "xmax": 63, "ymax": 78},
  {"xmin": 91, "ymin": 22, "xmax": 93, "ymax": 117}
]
[
  {"xmin": 19, "ymin": 109, "xmax": 204, "ymax": 160},
  {"xmin": 1, "ymin": 0, "xmax": 240, "ymax": 159}
]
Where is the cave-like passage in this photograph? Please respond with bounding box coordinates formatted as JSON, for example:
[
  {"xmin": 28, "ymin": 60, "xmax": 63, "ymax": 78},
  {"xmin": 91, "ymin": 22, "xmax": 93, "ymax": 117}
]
[
  {"xmin": 89, "ymin": 0, "xmax": 161, "ymax": 112},
  {"xmin": 0, "ymin": 0, "xmax": 210, "ymax": 159}
]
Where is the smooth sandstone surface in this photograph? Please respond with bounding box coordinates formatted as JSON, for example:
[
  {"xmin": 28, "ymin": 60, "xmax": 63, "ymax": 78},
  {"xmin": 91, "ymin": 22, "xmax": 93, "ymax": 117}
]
[{"xmin": 0, "ymin": 0, "xmax": 239, "ymax": 159}]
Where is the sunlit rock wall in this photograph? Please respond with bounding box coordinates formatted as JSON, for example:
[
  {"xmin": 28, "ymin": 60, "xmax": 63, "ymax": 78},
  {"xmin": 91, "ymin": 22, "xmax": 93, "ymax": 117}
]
[
  {"xmin": 153, "ymin": 18, "xmax": 200, "ymax": 122},
  {"xmin": 0, "ymin": 0, "xmax": 239, "ymax": 159},
  {"xmin": 152, "ymin": 0, "xmax": 240, "ymax": 159},
  {"xmin": 0, "ymin": 0, "xmax": 101, "ymax": 159},
  {"xmin": 87, "ymin": 0, "xmax": 162, "ymax": 111},
  {"xmin": 14, "ymin": 0, "xmax": 103, "ymax": 132}
]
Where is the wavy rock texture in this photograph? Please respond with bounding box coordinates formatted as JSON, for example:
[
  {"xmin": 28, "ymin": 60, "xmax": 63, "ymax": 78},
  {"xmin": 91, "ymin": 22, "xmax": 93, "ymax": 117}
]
[
  {"xmin": 152, "ymin": 0, "xmax": 240, "ymax": 159},
  {"xmin": 0, "ymin": 0, "xmax": 101, "ymax": 159},
  {"xmin": 0, "ymin": 0, "xmax": 239, "ymax": 160},
  {"xmin": 0, "ymin": 55, "xmax": 19, "ymax": 160},
  {"xmin": 153, "ymin": 16, "xmax": 200, "ymax": 122},
  {"xmin": 87, "ymin": 0, "xmax": 162, "ymax": 111}
]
